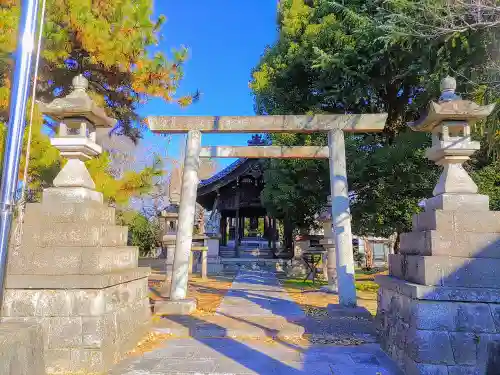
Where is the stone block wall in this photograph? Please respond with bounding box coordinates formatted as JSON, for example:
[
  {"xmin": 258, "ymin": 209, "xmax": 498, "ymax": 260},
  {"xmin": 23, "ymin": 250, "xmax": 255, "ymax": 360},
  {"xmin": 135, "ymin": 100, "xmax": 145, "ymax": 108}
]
[
  {"xmin": 0, "ymin": 322, "xmax": 46, "ymax": 375},
  {"xmin": 376, "ymin": 281, "xmax": 500, "ymax": 374},
  {"xmin": 376, "ymin": 206, "xmax": 500, "ymax": 374},
  {"xmin": 2, "ymin": 201, "xmax": 151, "ymax": 374}
]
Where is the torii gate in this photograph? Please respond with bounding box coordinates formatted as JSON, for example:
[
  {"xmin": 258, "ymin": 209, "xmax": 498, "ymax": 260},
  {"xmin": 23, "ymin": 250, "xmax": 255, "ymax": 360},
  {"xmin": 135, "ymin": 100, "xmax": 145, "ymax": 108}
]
[{"xmin": 148, "ymin": 114, "xmax": 387, "ymax": 308}]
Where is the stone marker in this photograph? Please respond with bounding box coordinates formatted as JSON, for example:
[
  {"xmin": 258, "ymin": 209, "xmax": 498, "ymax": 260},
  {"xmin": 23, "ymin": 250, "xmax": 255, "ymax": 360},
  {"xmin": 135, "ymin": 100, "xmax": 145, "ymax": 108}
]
[
  {"xmin": 1, "ymin": 76, "xmax": 151, "ymax": 374},
  {"xmin": 319, "ymin": 196, "xmax": 337, "ymax": 293},
  {"xmin": 376, "ymin": 77, "xmax": 497, "ymax": 375}
]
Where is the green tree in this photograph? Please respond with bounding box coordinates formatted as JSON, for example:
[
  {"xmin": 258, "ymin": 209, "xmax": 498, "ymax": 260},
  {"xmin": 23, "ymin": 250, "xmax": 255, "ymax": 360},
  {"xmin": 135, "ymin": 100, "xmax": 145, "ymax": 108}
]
[
  {"xmin": 0, "ymin": 0, "xmax": 190, "ymax": 204},
  {"xmin": 252, "ymin": 0, "xmax": 497, "ymax": 240},
  {"xmin": 117, "ymin": 210, "xmax": 161, "ymax": 256},
  {"xmin": 261, "ymin": 133, "xmax": 330, "ymax": 231},
  {"xmin": 1, "ymin": 0, "xmax": 194, "ymax": 140}
]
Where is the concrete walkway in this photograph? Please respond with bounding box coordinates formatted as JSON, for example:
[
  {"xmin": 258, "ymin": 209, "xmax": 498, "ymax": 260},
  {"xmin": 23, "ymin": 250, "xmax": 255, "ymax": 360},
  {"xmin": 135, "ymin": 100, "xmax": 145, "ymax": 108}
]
[{"xmin": 111, "ymin": 269, "xmax": 403, "ymax": 375}]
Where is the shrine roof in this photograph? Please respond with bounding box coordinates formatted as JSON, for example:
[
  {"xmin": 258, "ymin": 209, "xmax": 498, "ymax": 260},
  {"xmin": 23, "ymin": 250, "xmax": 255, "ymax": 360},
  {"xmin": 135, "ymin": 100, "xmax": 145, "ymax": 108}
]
[{"xmin": 199, "ymin": 158, "xmax": 247, "ymax": 187}]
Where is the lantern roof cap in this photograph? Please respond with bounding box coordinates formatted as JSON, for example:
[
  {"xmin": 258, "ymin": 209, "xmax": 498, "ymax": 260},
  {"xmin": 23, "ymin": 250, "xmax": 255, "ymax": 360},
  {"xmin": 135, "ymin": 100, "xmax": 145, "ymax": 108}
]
[
  {"xmin": 408, "ymin": 76, "xmax": 495, "ymax": 132},
  {"xmin": 38, "ymin": 75, "xmax": 116, "ymax": 128}
]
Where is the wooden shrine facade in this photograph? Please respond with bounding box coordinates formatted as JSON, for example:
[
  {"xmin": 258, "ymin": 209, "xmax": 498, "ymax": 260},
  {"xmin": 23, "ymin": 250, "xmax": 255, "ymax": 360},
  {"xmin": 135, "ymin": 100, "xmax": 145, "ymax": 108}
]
[{"xmin": 196, "ymin": 136, "xmax": 279, "ymax": 249}]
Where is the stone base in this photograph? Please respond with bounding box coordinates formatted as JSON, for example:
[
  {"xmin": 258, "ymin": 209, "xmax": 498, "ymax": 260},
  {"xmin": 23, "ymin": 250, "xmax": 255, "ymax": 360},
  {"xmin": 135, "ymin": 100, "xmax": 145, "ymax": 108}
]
[
  {"xmin": 207, "ymin": 263, "xmax": 224, "ymax": 274},
  {"xmin": 376, "ymin": 275, "xmax": 500, "ymax": 375},
  {"xmin": 43, "ymin": 187, "xmax": 103, "ymax": 204},
  {"xmin": 2, "ymin": 275, "xmax": 151, "ymax": 374},
  {"xmin": 327, "ymin": 304, "xmax": 372, "ymax": 318},
  {"xmin": 0, "ymin": 322, "xmax": 45, "ymax": 375},
  {"xmin": 425, "ymin": 193, "xmax": 489, "ymax": 211},
  {"xmin": 154, "ymin": 298, "xmax": 197, "ymax": 316},
  {"xmin": 320, "ymin": 284, "xmax": 338, "ymax": 294},
  {"xmin": 285, "ymin": 259, "xmax": 308, "ymax": 278}
]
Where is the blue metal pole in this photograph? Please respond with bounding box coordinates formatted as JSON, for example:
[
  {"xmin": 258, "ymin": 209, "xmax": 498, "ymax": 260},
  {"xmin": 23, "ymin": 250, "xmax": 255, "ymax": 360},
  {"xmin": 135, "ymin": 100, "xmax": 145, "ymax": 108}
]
[{"xmin": 0, "ymin": 0, "xmax": 41, "ymax": 308}]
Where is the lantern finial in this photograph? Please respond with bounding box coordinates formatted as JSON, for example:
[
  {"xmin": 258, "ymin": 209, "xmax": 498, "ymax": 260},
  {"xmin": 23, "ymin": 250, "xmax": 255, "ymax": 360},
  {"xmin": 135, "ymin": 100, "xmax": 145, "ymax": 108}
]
[{"xmin": 72, "ymin": 74, "xmax": 89, "ymax": 92}]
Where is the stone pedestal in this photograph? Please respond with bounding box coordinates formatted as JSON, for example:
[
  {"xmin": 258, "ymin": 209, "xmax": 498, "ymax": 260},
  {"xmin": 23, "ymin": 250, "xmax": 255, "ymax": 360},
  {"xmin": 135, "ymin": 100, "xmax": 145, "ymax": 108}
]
[
  {"xmin": 205, "ymin": 236, "xmax": 223, "ymax": 274},
  {"xmin": 376, "ymin": 204, "xmax": 500, "ymax": 375},
  {"xmin": 320, "ymin": 238, "xmax": 337, "ymax": 293},
  {"xmin": 318, "ymin": 197, "xmax": 337, "ymax": 293},
  {"xmin": 162, "ymin": 234, "xmax": 176, "ymax": 266},
  {"xmin": 293, "ymin": 237, "xmax": 310, "ymax": 260},
  {"xmin": 3, "ymin": 202, "xmax": 151, "ymax": 374}
]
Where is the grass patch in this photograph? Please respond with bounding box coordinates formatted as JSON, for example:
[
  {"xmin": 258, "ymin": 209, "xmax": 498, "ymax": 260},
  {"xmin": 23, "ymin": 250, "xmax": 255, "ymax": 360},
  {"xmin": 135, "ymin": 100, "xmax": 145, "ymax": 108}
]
[
  {"xmin": 281, "ymin": 277, "xmax": 379, "ymax": 293},
  {"xmin": 355, "ymin": 281, "xmax": 379, "ymax": 292}
]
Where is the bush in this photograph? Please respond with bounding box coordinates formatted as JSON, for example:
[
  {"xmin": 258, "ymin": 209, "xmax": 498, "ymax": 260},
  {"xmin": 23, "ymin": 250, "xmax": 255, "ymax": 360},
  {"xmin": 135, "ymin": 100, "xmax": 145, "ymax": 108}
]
[{"xmin": 117, "ymin": 210, "xmax": 160, "ymax": 257}]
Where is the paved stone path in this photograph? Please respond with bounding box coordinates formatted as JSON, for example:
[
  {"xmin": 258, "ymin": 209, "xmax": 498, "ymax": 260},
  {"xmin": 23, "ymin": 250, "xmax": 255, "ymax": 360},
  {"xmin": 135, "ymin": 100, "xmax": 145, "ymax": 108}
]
[
  {"xmin": 215, "ymin": 269, "xmax": 305, "ymax": 320},
  {"xmin": 111, "ymin": 269, "xmax": 404, "ymax": 375}
]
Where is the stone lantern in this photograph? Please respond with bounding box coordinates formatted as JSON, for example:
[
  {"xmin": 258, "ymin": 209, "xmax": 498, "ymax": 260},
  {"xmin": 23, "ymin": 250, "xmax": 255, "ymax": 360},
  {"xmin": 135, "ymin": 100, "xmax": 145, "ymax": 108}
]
[
  {"xmin": 38, "ymin": 74, "xmax": 116, "ymax": 203},
  {"xmin": 375, "ymin": 77, "xmax": 498, "ymax": 374},
  {"xmin": 1, "ymin": 75, "xmax": 151, "ymax": 374},
  {"xmin": 159, "ymin": 204, "xmax": 180, "ymax": 268},
  {"xmin": 409, "ymin": 76, "xmax": 494, "ymax": 210},
  {"xmin": 318, "ymin": 195, "xmax": 337, "ymax": 293}
]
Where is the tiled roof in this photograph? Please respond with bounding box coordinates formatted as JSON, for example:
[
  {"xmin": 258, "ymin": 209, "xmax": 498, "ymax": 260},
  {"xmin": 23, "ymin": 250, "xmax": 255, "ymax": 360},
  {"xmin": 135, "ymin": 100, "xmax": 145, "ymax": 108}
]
[{"xmin": 199, "ymin": 158, "xmax": 248, "ymax": 187}]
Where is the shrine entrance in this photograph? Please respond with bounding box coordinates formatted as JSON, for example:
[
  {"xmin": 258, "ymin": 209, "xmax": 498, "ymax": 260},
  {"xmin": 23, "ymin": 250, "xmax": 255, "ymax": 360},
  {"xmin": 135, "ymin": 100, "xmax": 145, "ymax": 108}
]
[
  {"xmin": 148, "ymin": 114, "xmax": 386, "ymax": 308},
  {"xmin": 196, "ymin": 136, "xmax": 281, "ymax": 259}
]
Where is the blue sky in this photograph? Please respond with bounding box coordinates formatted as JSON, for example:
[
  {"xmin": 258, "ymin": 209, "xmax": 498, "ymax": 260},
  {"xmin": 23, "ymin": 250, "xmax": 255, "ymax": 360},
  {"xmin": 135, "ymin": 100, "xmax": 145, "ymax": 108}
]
[{"xmin": 136, "ymin": 1, "xmax": 279, "ymax": 172}]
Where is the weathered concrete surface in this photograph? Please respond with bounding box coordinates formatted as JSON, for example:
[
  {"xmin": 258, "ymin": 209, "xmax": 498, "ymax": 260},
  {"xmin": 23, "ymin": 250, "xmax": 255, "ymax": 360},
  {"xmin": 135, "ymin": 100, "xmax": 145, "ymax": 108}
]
[
  {"xmin": 389, "ymin": 254, "xmax": 500, "ymax": 288},
  {"xmin": 216, "ymin": 270, "xmax": 305, "ymax": 321},
  {"xmin": 112, "ymin": 269, "xmax": 402, "ymax": 375},
  {"xmin": 376, "ymin": 286, "xmax": 500, "ymax": 375},
  {"xmin": 400, "ymin": 230, "xmax": 500, "ymax": 258},
  {"xmin": 0, "ymin": 322, "xmax": 46, "ymax": 375},
  {"xmin": 111, "ymin": 339, "xmax": 403, "ymax": 375},
  {"xmin": 154, "ymin": 298, "xmax": 197, "ymax": 315},
  {"xmin": 148, "ymin": 114, "xmax": 387, "ymax": 133},
  {"xmin": 424, "ymin": 193, "xmax": 489, "ymax": 211},
  {"xmin": 413, "ymin": 209, "xmax": 500, "ymax": 233},
  {"xmin": 199, "ymin": 146, "xmax": 330, "ymax": 159}
]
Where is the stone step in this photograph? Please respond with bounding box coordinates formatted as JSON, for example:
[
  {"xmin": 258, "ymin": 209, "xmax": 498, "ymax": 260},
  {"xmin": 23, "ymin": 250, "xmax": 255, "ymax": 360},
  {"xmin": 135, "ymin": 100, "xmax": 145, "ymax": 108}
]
[
  {"xmin": 413, "ymin": 209, "xmax": 500, "ymax": 233},
  {"xmin": 9, "ymin": 246, "xmax": 139, "ymax": 275},
  {"xmin": 400, "ymin": 229, "xmax": 500, "ymax": 258},
  {"xmin": 23, "ymin": 223, "xmax": 128, "ymax": 247},
  {"xmin": 24, "ymin": 202, "xmax": 116, "ymax": 225},
  {"xmin": 152, "ymin": 315, "xmax": 305, "ymax": 340},
  {"xmin": 389, "ymin": 254, "xmax": 500, "ymax": 288}
]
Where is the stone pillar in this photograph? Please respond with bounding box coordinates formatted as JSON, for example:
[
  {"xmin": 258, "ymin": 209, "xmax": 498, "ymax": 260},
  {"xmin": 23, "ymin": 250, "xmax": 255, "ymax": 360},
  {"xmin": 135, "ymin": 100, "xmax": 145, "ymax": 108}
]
[
  {"xmin": 319, "ymin": 196, "xmax": 337, "ymax": 293},
  {"xmin": 169, "ymin": 130, "xmax": 202, "ymax": 302},
  {"xmin": 376, "ymin": 77, "xmax": 498, "ymax": 375},
  {"xmin": 328, "ymin": 129, "xmax": 357, "ymax": 307}
]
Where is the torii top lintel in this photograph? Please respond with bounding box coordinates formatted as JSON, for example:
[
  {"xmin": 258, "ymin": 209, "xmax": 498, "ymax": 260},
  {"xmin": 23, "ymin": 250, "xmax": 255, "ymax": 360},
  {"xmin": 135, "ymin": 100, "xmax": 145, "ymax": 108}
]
[{"xmin": 147, "ymin": 114, "xmax": 387, "ymax": 134}]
